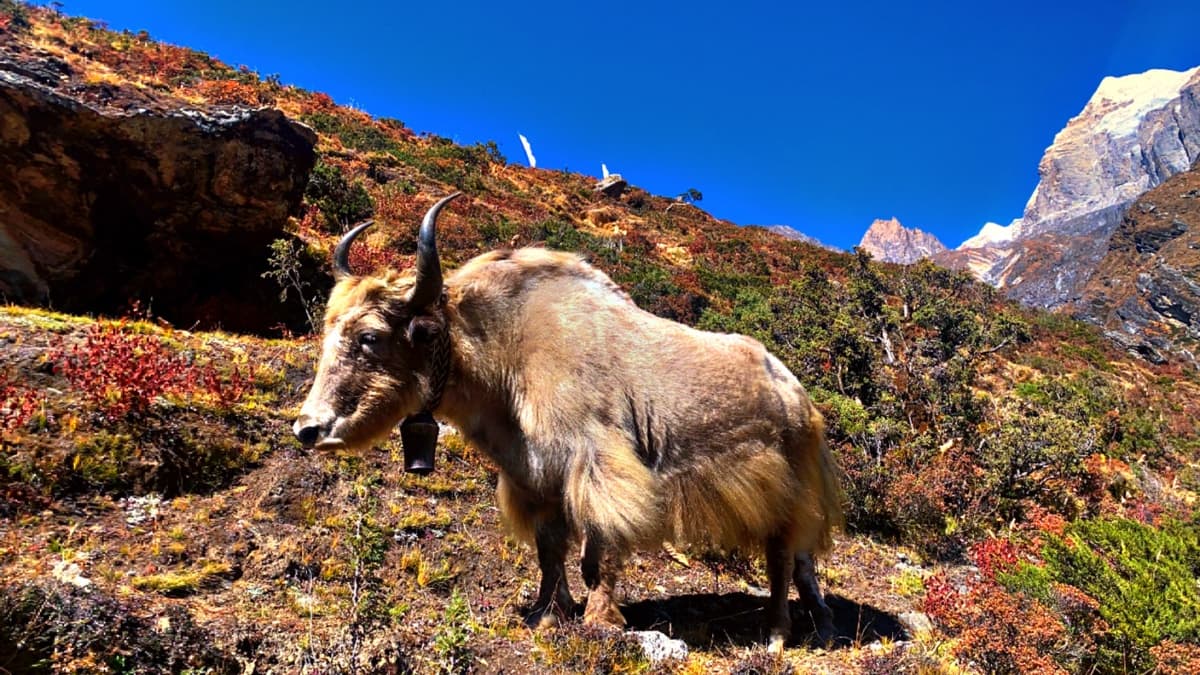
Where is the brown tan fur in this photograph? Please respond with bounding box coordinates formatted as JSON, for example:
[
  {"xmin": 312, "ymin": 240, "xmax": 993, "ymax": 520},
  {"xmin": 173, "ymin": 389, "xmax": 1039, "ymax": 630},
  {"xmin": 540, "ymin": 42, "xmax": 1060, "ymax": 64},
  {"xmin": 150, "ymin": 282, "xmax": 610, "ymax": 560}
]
[{"xmin": 298, "ymin": 246, "xmax": 843, "ymax": 648}]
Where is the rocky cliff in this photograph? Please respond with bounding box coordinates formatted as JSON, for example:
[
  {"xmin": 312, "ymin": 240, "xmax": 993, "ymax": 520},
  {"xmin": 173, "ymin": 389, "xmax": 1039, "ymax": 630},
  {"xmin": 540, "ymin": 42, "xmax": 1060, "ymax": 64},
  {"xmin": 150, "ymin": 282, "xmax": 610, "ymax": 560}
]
[
  {"xmin": 947, "ymin": 66, "xmax": 1200, "ymax": 311},
  {"xmin": 1072, "ymin": 164, "xmax": 1200, "ymax": 364},
  {"xmin": 858, "ymin": 217, "xmax": 947, "ymax": 264},
  {"xmin": 0, "ymin": 44, "xmax": 316, "ymax": 332}
]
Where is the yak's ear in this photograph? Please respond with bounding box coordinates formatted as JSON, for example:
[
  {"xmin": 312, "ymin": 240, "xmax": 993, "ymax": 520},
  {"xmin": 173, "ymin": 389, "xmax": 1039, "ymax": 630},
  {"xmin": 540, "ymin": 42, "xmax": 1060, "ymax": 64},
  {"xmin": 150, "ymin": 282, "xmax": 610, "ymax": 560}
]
[{"xmin": 406, "ymin": 315, "xmax": 443, "ymax": 345}]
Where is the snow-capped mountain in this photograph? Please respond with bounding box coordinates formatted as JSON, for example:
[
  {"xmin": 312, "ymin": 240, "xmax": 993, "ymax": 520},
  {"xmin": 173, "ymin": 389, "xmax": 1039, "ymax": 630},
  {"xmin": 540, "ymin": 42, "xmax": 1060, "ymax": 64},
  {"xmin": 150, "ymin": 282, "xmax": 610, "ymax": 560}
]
[{"xmin": 944, "ymin": 65, "xmax": 1200, "ymax": 309}]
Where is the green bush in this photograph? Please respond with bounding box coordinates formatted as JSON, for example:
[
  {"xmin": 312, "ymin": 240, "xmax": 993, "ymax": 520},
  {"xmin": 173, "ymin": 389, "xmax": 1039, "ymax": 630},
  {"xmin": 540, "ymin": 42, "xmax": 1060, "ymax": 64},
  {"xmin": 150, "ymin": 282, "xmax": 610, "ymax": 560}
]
[
  {"xmin": 304, "ymin": 161, "xmax": 374, "ymax": 232},
  {"xmin": 433, "ymin": 588, "xmax": 473, "ymax": 674},
  {"xmin": 302, "ymin": 112, "xmax": 401, "ymax": 154},
  {"xmin": 1042, "ymin": 518, "xmax": 1200, "ymax": 672}
]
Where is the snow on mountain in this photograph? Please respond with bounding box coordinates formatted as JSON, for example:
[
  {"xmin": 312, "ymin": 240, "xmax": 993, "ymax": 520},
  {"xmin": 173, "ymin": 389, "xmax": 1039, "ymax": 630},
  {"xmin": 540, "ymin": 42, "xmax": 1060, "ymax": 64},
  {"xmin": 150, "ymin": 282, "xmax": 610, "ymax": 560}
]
[
  {"xmin": 958, "ymin": 219, "xmax": 1022, "ymax": 250},
  {"xmin": 1093, "ymin": 67, "xmax": 1199, "ymax": 138}
]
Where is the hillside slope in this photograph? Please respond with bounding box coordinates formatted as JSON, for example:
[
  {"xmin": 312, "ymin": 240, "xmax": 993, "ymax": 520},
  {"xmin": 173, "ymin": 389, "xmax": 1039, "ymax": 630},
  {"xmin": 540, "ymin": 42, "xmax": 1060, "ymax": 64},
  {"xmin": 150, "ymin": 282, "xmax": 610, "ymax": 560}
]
[{"xmin": 3, "ymin": 4, "xmax": 1200, "ymax": 674}]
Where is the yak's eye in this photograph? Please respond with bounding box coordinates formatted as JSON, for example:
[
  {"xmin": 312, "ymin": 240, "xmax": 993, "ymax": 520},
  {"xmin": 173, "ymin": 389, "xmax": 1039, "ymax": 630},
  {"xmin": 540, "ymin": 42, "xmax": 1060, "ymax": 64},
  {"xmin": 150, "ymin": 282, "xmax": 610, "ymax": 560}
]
[{"xmin": 358, "ymin": 332, "xmax": 379, "ymax": 347}]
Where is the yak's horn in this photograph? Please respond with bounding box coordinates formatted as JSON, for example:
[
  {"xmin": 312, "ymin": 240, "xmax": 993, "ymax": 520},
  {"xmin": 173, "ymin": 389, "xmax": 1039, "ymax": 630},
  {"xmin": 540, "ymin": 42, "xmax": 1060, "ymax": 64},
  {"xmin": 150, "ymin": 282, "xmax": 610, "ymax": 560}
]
[
  {"xmin": 332, "ymin": 220, "xmax": 375, "ymax": 279},
  {"xmin": 408, "ymin": 192, "xmax": 462, "ymax": 309}
]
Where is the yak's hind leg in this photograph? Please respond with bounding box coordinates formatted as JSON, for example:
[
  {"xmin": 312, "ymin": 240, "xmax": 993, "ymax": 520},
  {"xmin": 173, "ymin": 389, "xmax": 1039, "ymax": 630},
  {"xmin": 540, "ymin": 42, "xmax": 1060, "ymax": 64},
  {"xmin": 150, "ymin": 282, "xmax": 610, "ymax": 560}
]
[
  {"xmin": 764, "ymin": 535, "xmax": 795, "ymax": 654},
  {"xmin": 580, "ymin": 532, "xmax": 626, "ymax": 627},
  {"xmin": 527, "ymin": 509, "xmax": 576, "ymax": 628},
  {"xmin": 794, "ymin": 551, "xmax": 836, "ymax": 643}
]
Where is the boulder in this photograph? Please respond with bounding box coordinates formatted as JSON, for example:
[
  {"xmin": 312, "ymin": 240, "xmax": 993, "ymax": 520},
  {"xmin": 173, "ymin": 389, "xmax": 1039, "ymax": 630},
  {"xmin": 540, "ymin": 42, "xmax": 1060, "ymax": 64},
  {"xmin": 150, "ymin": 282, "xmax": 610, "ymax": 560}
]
[{"xmin": 0, "ymin": 49, "xmax": 317, "ymax": 332}]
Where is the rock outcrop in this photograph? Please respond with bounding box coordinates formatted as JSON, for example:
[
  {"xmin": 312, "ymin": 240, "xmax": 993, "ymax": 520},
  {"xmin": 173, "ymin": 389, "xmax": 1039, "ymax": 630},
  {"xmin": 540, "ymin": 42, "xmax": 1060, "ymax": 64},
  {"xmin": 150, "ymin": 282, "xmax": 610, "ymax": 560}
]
[
  {"xmin": 0, "ymin": 47, "xmax": 317, "ymax": 332},
  {"xmin": 1022, "ymin": 67, "xmax": 1200, "ymax": 239},
  {"xmin": 859, "ymin": 217, "xmax": 947, "ymax": 264},
  {"xmin": 1072, "ymin": 164, "xmax": 1200, "ymax": 364},
  {"xmin": 945, "ymin": 66, "xmax": 1200, "ymax": 311}
]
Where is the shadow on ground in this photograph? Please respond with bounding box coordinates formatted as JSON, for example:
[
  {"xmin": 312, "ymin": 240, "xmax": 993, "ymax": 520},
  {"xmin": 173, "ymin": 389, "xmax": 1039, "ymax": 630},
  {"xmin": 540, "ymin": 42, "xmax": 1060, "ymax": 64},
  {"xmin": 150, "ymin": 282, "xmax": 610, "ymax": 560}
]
[{"xmin": 622, "ymin": 592, "xmax": 906, "ymax": 650}]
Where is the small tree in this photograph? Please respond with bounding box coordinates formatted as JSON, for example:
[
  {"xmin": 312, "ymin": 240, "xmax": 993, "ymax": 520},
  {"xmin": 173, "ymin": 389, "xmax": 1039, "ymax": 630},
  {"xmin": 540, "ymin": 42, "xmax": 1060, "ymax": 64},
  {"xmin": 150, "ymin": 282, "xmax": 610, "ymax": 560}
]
[{"xmin": 263, "ymin": 238, "xmax": 323, "ymax": 333}]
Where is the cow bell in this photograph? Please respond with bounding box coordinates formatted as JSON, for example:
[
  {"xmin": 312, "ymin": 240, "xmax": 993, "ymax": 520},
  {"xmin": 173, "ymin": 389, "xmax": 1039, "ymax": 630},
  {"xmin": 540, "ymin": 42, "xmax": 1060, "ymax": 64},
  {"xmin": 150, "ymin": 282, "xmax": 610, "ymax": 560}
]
[{"xmin": 400, "ymin": 411, "xmax": 439, "ymax": 475}]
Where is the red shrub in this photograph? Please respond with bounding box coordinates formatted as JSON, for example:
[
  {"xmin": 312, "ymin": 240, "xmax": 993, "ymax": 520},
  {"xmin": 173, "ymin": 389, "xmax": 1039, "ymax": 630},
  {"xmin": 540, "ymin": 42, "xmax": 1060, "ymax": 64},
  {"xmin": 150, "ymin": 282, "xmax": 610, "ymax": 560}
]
[
  {"xmin": 0, "ymin": 373, "xmax": 39, "ymax": 433},
  {"xmin": 921, "ymin": 572, "xmax": 963, "ymax": 630},
  {"xmin": 192, "ymin": 79, "xmax": 265, "ymax": 105},
  {"xmin": 1026, "ymin": 505, "xmax": 1069, "ymax": 537},
  {"xmin": 970, "ymin": 537, "xmax": 1020, "ymax": 580},
  {"xmin": 348, "ymin": 242, "xmax": 407, "ymax": 275},
  {"xmin": 195, "ymin": 364, "xmax": 254, "ymax": 409},
  {"xmin": 53, "ymin": 321, "xmax": 189, "ymax": 420},
  {"xmin": 924, "ymin": 571, "xmax": 1068, "ymax": 674},
  {"xmin": 1151, "ymin": 641, "xmax": 1200, "ymax": 675},
  {"xmin": 52, "ymin": 321, "xmax": 254, "ymax": 419}
]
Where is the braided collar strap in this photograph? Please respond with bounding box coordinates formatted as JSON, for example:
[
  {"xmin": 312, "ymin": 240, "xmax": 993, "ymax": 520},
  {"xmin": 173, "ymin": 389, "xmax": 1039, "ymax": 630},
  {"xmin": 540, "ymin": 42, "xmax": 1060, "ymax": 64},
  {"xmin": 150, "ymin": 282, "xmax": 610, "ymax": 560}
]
[{"xmin": 423, "ymin": 319, "xmax": 451, "ymax": 415}]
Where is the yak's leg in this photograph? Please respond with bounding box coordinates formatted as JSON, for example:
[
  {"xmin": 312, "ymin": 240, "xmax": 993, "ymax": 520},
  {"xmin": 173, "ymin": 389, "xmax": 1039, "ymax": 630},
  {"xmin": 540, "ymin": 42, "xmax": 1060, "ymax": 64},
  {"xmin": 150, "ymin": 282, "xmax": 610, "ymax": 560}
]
[
  {"xmin": 526, "ymin": 510, "xmax": 576, "ymax": 629},
  {"xmin": 793, "ymin": 551, "xmax": 836, "ymax": 643},
  {"xmin": 765, "ymin": 535, "xmax": 795, "ymax": 654},
  {"xmin": 580, "ymin": 532, "xmax": 626, "ymax": 627}
]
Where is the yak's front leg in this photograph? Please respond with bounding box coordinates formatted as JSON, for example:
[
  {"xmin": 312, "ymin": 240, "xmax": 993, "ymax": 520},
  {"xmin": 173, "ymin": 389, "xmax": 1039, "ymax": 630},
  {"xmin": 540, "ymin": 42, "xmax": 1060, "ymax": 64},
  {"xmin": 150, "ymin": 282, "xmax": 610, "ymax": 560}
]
[
  {"xmin": 580, "ymin": 531, "xmax": 626, "ymax": 627},
  {"xmin": 526, "ymin": 509, "xmax": 576, "ymax": 629}
]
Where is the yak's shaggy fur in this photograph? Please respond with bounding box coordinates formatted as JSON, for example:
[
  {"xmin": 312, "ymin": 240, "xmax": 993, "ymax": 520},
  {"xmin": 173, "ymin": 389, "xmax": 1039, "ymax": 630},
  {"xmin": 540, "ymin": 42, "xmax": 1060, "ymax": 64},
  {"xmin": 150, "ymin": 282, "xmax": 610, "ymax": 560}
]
[{"xmin": 301, "ymin": 244, "xmax": 842, "ymax": 650}]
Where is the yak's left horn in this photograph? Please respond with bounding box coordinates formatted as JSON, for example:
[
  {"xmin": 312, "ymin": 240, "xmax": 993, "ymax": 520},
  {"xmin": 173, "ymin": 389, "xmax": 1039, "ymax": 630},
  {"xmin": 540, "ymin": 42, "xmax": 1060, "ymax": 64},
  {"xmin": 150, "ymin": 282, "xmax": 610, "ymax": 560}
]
[
  {"xmin": 332, "ymin": 220, "xmax": 375, "ymax": 280},
  {"xmin": 408, "ymin": 192, "xmax": 462, "ymax": 309}
]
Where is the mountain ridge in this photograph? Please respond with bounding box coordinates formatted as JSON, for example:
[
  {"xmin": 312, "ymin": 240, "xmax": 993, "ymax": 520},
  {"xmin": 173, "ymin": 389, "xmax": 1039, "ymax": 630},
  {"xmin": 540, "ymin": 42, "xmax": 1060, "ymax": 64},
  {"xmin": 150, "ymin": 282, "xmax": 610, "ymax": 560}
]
[{"xmin": 938, "ymin": 65, "xmax": 1200, "ymax": 314}]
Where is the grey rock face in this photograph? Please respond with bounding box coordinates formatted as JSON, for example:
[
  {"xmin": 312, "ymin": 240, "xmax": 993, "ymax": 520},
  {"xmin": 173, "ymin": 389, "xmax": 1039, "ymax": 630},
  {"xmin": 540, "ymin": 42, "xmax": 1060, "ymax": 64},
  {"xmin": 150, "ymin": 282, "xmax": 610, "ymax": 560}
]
[
  {"xmin": 948, "ymin": 67, "xmax": 1200, "ymax": 316},
  {"xmin": 1020, "ymin": 68, "xmax": 1200, "ymax": 241}
]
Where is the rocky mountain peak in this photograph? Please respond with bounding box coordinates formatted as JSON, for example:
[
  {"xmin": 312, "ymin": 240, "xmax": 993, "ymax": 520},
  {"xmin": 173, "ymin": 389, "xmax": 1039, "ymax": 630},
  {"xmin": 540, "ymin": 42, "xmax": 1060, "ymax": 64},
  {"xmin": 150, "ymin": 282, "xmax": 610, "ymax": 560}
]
[
  {"xmin": 858, "ymin": 217, "xmax": 947, "ymax": 264},
  {"xmin": 1018, "ymin": 65, "xmax": 1200, "ymax": 240},
  {"xmin": 940, "ymin": 64, "xmax": 1200, "ymax": 314}
]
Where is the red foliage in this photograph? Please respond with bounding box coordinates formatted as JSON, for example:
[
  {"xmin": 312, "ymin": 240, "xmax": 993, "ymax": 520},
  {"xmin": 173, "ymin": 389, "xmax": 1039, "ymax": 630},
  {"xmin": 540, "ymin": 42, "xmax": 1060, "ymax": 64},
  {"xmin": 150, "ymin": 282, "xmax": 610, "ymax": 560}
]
[
  {"xmin": 192, "ymin": 79, "xmax": 266, "ymax": 105},
  {"xmin": 347, "ymin": 243, "xmax": 407, "ymax": 276},
  {"xmin": 196, "ymin": 364, "xmax": 254, "ymax": 409},
  {"xmin": 305, "ymin": 92, "xmax": 337, "ymax": 114},
  {"xmin": 924, "ymin": 570, "xmax": 1069, "ymax": 674},
  {"xmin": 970, "ymin": 537, "xmax": 1020, "ymax": 580},
  {"xmin": 0, "ymin": 373, "xmax": 39, "ymax": 433},
  {"xmin": 52, "ymin": 321, "xmax": 189, "ymax": 420},
  {"xmin": 921, "ymin": 572, "xmax": 962, "ymax": 625},
  {"xmin": 372, "ymin": 190, "xmax": 424, "ymax": 226},
  {"xmin": 1151, "ymin": 641, "xmax": 1200, "ymax": 675},
  {"xmin": 1026, "ymin": 505, "xmax": 1069, "ymax": 537},
  {"xmin": 51, "ymin": 320, "xmax": 253, "ymax": 419}
]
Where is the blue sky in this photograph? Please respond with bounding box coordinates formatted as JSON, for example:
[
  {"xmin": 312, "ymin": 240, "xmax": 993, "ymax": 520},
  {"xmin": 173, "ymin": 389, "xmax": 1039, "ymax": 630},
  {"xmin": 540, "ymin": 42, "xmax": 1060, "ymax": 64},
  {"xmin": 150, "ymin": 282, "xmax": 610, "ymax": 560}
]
[{"xmin": 63, "ymin": 0, "xmax": 1200, "ymax": 250}]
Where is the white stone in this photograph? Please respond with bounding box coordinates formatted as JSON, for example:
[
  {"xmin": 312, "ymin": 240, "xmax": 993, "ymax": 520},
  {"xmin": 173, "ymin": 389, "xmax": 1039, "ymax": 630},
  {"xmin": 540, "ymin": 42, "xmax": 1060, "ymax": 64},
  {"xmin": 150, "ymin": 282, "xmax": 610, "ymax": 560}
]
[{"xmin": 631, "ymin": 630, "xmax": 688, "ymax": 664}]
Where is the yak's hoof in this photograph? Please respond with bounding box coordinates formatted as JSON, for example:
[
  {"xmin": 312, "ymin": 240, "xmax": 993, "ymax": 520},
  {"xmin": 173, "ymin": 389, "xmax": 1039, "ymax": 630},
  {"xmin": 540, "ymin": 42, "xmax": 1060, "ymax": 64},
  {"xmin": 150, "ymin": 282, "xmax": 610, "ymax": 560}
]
[
  {"xmin": 767, "ymin": 634, "xmax": 786, "ymax": 655},
  {"xmin": 525, "ymin": 605, "xmax": 566, "ymax": 630},
  {"xmin": 809, "ymin": 609, "xmax": 836, "ymax": 645},
  {"xmin": 582, "ymin": 601, "xmax": 626, "ymax": 628}
]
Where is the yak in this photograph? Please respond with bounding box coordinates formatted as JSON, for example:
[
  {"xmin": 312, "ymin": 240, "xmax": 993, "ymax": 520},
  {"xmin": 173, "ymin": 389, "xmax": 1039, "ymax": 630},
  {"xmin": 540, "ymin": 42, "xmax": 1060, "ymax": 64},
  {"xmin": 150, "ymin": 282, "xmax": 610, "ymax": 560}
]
[{"xmin": 294, "ymin": 193, "xmax": 843, "ymax": 652}]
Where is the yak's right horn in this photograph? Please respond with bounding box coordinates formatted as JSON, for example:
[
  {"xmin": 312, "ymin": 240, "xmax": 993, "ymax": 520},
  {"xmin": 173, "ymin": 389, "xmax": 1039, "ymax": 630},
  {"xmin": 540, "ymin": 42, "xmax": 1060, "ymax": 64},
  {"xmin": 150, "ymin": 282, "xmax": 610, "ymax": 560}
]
[{"xmin": 332, "ymin": 220, "xmax": 375, "ymax": 279}]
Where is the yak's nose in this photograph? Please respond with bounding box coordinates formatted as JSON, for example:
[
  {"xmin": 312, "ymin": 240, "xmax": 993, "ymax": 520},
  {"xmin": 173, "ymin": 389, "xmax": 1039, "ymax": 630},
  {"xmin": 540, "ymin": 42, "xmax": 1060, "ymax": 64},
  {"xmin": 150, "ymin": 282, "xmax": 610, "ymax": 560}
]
[{"xmin": 293, "ymin": 418, "xmax": 327, "ymax": 448}]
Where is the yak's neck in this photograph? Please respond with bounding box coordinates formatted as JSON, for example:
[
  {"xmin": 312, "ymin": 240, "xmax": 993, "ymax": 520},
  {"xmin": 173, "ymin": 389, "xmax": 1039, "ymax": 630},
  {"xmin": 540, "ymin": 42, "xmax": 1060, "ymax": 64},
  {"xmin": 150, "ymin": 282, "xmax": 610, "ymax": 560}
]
[{"xmin": 434, "ymin": 300, "xmax": 521, "ymax": 441}]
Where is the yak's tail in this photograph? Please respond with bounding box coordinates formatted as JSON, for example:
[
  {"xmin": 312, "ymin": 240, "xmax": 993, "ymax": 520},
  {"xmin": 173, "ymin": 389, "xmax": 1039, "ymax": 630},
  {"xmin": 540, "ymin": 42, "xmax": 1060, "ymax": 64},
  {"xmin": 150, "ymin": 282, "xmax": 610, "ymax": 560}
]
[{"xmin": 795, "ymin": 406, "xmax": 844, "ymax": 557}]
